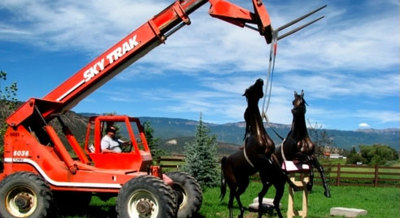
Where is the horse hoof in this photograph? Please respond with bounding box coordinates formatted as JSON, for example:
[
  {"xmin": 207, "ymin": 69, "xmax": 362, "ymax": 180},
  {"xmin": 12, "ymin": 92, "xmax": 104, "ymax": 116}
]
[
  {"xmin": 324, "ymin": 191, "xmax": 331, "ymax": 198},
  {"xmin": 307, "ymin": 183, "xmax": 313, "ymax": 192}
]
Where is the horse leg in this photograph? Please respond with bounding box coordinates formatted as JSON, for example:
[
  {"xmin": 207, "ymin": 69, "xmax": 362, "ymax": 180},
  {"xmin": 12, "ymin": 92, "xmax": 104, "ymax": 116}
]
[
  {"xmin": 307, "ymin": 164, "xmax": 315, "ymax": 192},
  {"xmin": 234, "ymin": 195, "xmax": 245, "ymax": 218},
  {"xmin": 223, "ymin": 159, "xmax": 239, "ymax": 218},
  {"xmin": 311, "ymin": 156, "xmax": 331, "ymax": 197},
  {"xmin": 273, "ymin": 182, "xmax": 285, "ymax": 218},
  {"xmin": 258, "ymin": 170, "xmax": 272, "ymax": 218},
  {"xmin": 228, "ymin": 188, "xmax": 236, "ymax": 218},
  {"xmin": 235, "ymin": 178, "xmax": 249, "ymax": 218}
]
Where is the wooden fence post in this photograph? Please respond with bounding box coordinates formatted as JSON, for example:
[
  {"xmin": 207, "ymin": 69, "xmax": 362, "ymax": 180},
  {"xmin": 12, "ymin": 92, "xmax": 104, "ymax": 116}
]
[
  {"xmin": 374, "ymin": 165, "xmax": 379, "ymax": 187},
  {"xmin": 336, "ymin": 163, "xmax": 341, "ymax": 186}
]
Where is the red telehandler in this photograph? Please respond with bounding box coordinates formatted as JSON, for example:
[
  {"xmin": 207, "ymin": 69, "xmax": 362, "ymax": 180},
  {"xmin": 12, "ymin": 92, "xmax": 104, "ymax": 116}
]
[{"xmin": 0, "ymin": 0, "xmax": 324, "ymax": 217}]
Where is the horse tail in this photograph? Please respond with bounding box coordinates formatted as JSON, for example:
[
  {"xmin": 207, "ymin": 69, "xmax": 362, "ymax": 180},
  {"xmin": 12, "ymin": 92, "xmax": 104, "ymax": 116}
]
[{"xmin": 220, "ymin": 156, "xmax": 227, "ymax": 201}]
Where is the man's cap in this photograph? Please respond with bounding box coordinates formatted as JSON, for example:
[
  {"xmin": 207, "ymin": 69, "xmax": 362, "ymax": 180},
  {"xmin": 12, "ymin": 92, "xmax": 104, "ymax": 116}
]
[{"xmin": 106, "ymin": 126, "xmax": 116, "ymax": 133}]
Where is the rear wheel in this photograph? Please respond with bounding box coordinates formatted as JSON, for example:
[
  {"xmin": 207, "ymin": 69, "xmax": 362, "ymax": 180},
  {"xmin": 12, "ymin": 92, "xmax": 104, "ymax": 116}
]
[
  {"xmin": 116, "ymin": 175, "xmax": 176, "ymax": 218},
  {"xmin": 0, "ymin": 172, "xmax": 53, "ymax": 218},
  {"xmin": 167, "ymin": 172, "xmax": 202, "ymax": 218}
]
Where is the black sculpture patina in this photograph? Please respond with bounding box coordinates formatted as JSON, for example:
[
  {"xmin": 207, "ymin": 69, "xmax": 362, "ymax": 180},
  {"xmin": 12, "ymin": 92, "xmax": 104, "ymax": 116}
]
[
  {"xmin": 275, "ymin": 90, "xmax": 331, "ymax": 198},
  {"xmin": 220, "ymin": 79, "xmax": 299, "ymax": 218}
]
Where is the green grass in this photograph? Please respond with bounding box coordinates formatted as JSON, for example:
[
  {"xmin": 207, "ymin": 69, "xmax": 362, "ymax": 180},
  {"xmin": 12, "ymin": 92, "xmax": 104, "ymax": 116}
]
[
  {"xmin": 201, "ymin": 183, "xmax": 399, "ymax": 218},
  {"xmin": 61, "ymin": 183, "xmax": 399, "ymax": 217}
]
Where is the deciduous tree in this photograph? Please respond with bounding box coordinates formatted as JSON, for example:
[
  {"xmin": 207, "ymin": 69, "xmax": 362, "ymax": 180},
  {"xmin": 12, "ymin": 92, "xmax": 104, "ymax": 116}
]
[
  {"xmin": 0, "ymin": 71, "xmax": 18, "ymax": 156},
  {"xmin": 360, "ymin": 144, "xmax": 398, "ymax": 165}
]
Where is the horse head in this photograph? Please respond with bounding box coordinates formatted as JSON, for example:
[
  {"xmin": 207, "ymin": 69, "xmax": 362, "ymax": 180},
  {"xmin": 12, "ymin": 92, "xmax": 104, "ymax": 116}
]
[
  {"xmin": 243, "ymin": 79, "xmax": 264, "ymax": 104},
  {"xmin": 291, "ymin": 90, "xmax": 307, "ymax": 116},
  {"xmin": 289, "ymin": 90, "xmax": 315, "ymax": 155},
  {"xmin": 242, "ymin": 79, "xmax": 265, "ymax": 140}
]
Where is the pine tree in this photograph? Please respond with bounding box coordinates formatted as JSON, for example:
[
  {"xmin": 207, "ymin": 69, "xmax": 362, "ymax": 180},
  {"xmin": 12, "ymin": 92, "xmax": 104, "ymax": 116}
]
[
  {"xmin": 182, "ymin": 113, "xmax": 219, "ymax": 188},
  {"xmin": 143, "ymin": 121, "xmax": 165, "ymax": 161}
]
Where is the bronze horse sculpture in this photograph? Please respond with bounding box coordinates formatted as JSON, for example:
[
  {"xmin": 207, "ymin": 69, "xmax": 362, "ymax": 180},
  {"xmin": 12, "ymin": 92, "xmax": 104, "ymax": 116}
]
[
  {"xmin": 247, "ymin": 91, "xmax": 332, "ymax": 218},
  {"xmin": 275, "ymin": 90, "xmax": 331, "ymax": 198},
  {"xmin": 220, "ymin": 79, "xmax": 299, "ymax": 218}
]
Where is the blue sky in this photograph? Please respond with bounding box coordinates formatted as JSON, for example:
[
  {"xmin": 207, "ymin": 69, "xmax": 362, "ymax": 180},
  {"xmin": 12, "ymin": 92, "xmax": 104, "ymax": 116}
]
[{"xmin": 0, "ymin": 0, "xmax": 399, "ymax": 130}]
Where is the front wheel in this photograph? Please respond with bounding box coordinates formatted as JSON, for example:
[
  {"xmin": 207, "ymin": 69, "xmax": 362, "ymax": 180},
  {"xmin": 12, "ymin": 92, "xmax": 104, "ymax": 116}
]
[
  {"xmin": 0, "ymin": 172, "xmax": 53, "ymax": 218},
  {"xmin": 167, "ymin": 172, "xmax": 202, "ymax": 218},
  {"xmin": 116, "ymin": 175, "xmax": 176, "ymax": 218}
]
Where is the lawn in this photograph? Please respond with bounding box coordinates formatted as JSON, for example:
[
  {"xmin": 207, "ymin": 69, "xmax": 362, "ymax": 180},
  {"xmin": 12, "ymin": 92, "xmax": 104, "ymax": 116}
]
[
  {"xmin": 61, "ymin": 182, "xmax": 399, "ymax": 217},
  {"xmin": 201, "ymin": 183, "xmax": 399, "ymax": 218}
]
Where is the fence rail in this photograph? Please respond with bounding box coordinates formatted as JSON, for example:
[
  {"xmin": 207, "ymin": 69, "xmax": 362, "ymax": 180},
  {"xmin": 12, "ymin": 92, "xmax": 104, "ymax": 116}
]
[
  {"xmin": 319, "ymin": 163, "xmax": 400, "ymax": 187},
  {"xmin": 158, "ymin": 156, "xmax": 400, "ymax": 187},
  {"xmin": 157, "ymin": 155, "xmax": 185, "ymax": 170}
]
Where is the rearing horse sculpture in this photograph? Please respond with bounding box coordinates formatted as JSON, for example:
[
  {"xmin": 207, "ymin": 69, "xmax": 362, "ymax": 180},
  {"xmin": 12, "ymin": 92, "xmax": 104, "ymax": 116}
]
[
  {"xmin": 276, "ymin": 90, "xmax": 331, "ymax": 198},
  {"xmin": 220, "ymin": 79, "xmax": 299, "ymax": 218}
]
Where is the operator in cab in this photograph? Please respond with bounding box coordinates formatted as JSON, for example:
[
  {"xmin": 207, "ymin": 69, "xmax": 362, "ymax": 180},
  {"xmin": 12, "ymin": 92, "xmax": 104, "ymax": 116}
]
[{"xmin": 101, "ymin": 126, "xmax": 129, "ymax": 153}]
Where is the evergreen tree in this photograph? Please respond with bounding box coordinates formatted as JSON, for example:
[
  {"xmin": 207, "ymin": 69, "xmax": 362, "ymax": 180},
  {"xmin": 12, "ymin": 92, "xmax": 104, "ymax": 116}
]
[
  {"xmin": 346, "ymin": 146, "xmax": 366, "ymax": 165},
  {"xmin": 182, "ymin": 114, "xmax": 219, "ymax": 188},
  {"xmin": 143, "ymin": 121, "xmax": 165, "ymax": 161}
]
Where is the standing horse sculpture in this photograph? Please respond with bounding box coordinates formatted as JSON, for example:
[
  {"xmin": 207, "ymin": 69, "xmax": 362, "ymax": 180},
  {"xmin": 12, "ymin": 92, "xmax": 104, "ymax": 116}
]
[
  {"xmin": 220, "ymin": 79, "xmax": 299, "ymax": 218},
  {"xmin": 276, "ymin": 90, "xmax": 331, "ymax": 198}
]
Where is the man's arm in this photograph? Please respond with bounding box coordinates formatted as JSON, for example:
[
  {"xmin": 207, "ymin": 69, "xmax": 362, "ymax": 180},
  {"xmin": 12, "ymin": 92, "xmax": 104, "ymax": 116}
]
[{"xmin": 101, "ymin": 136, "xmax": 119, "ymax": 153}]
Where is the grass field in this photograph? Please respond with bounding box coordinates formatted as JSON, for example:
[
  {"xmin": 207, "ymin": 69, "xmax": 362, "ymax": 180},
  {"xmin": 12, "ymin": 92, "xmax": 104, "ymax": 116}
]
[
  {"xmin": 201, "ymin": 183, "xmax": 399, "ymax": 218},
  {"xmin": 61, "ymin": 182, "xmax": 399, "ymax": 218}
]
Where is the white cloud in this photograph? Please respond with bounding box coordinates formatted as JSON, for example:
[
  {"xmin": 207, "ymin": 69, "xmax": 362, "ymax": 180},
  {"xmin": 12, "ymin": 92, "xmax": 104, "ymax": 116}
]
[
  {"xmin": 0, "ymin": 0, "xmax": 169, "ymax": 51},
  {"xmin": 273, "ymin": 2, "xmax": 399, "ymax": 73},
  {"xmin": 1, "ymin": 0, "xmax": 398, "ymax": 129},
  {"xmin": 358, "ymin": 123, "xmax": 370, "ymax": 128},
  {"xmin": 275, "ymin": 71, "xmax": 399, "ymax": 99},
  {"xmin": 1, "ymin": 0, "xmax": 397, "ymax": 74},
  {"xmin": 355, "ymin": 110, "xmax": 400, "ymax": 124}
]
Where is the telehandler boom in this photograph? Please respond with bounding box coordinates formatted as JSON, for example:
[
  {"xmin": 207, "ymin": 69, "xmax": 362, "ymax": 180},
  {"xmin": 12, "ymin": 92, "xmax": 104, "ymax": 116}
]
[{"xmin": 0, "ymin": 0, "xmax": 324, "ymax": 217}]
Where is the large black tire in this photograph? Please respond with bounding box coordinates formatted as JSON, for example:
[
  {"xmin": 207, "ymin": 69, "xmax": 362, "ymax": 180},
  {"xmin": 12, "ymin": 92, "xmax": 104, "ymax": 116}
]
[
  {"xmin": 167, "ymin": 172, "xmax": 203, "ymax": 218},
  {"xmin": 0, "ymin": 172, "xmax": 53, "ymax": 218},
  {"xmin": 116, "ymin": 175, "xmax": 176, "ymax": 218}
]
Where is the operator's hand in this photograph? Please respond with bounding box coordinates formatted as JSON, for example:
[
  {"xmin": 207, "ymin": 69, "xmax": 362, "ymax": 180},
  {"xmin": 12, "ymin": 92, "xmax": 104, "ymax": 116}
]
[{"xmin": 103, "ymin": 149, "xmax": 118, "ymax": 153}]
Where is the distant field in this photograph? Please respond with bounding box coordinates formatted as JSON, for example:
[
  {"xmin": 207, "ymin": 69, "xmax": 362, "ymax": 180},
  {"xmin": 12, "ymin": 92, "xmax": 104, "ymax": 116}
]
[{"xmin": 61, "ymin": 183, "xmax": 399, "ymax": 217}]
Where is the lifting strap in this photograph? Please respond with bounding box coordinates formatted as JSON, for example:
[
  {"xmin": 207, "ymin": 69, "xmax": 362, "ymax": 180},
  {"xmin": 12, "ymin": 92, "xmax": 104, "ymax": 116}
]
[
  {"xmin": 261, "ymin": 31, "xmax": 277, "ymax": 123},
  {"xmin": 261, "ymin": 4, "xmax": 327, "ymax": 123},
  {"xmin": 261, "ymin": 31, "xmax": 286, "ymax": 142},
  {"xmin": 243, "ymin": 144, "xmax": 255, "ymax": 168}
]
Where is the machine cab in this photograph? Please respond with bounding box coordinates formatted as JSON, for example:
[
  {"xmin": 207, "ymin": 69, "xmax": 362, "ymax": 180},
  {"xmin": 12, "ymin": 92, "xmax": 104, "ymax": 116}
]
[{"xmin": 84, "ymin": 115, "xmax": 152, "ymax": 171}]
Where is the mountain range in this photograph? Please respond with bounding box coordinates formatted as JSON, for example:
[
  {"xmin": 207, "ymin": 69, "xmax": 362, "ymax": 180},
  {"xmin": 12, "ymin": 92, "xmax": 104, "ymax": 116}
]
[
  {"xmin": 1, "ymin": 107, "xmax": 398, "ymax": 155},
  {"xmin": 138, "ymin": 117, "xmax": 399, "ymax": 154}
]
